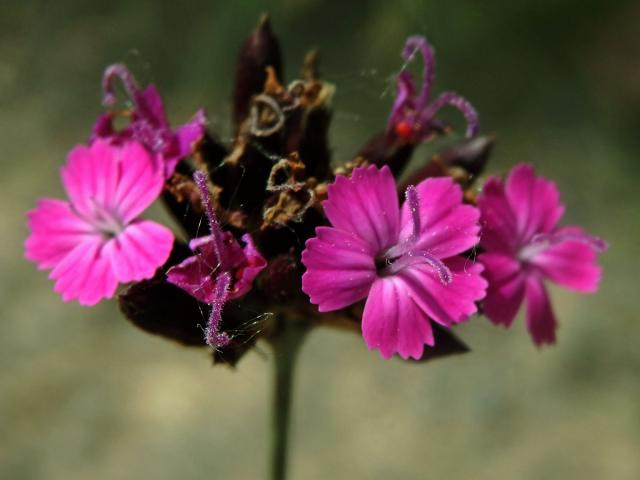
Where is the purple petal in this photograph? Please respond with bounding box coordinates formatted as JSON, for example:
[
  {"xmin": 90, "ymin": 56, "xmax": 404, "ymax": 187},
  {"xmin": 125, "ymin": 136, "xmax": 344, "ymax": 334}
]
[
  {"xmin": 302, "ymin": 226, "xmax": 376, "ymax": 312},
  {"xmin": 399, "ymin": 177, "xmax": 480, "ymax": 258},
  {"xmin": 104, "ymin": 220, "xmax": 173, "ymax": 284},
  {"xmin": 479, "ymin": 252, "xmax": 526, "ymax": 327},
  {"xmin": 504, "ymin": 164, "xmax": 565, "ymax": 243},
  {"xmin": 524, "ymin": 276, "xmax": 557, "ymax": 346},
  {"xmin": 166, "ymin": 253, "xmax": 218, "ymax": 304},
  {"xmin": 529, "ymin": 227, "xmax": 602, "ymax": 293},
  {"xmin": 230, "ymin": 234, "xmax": 267, "ymax": 299},
  {"xmin": 398, "ymin": 256, "xmax": 487, "ymax": 328},
  {"xmin": 362, "ymin": 277, "xmax": 435, "ymax": 360},
  {"xmin": 25, "ymin": 198, "xmax": 95, "ymax": 270},
  {"xmin": 323, "ymin": 165, "xmax": 400, "ymax": 252},
  {"xmin": 478, "ymin": 177, "xmax": 519, "ymax": 254},
  {"xmin": 49, "ymin": 236, "xmax": 118, "ymax": 306},
  {"xmin": 114, "ymin": 141, "xmax": 165, "ymax": 223}
]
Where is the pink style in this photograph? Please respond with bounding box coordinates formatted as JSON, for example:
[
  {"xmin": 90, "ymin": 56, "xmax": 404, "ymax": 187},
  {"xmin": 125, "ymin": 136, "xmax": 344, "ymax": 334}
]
[
  {"xmin": 478, "ymin": 163, "xmax": 607, "ymax": 346},
  {"xmin": 301, "ymin": 165, "xmax": 487, "ymax": 360},
  {"xmin": 25, "ymin": 140, "xmax": 174, "ymax": 305}
]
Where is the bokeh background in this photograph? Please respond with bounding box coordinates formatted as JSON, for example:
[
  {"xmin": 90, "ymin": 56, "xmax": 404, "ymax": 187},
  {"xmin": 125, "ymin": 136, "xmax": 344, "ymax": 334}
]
[{"xmin": 2, "ymin": 1, "xmax": 639, "ymax": 478}]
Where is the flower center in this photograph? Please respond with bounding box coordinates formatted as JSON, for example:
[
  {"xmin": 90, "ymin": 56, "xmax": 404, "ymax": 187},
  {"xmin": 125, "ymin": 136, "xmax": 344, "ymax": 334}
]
[
  {"xmin": 375, "ymin": 185, "xmax": 452, "ymax": 285},
  {"xmin": 85, "ymin": 199, "xmax": 124, "ymax": 238}
]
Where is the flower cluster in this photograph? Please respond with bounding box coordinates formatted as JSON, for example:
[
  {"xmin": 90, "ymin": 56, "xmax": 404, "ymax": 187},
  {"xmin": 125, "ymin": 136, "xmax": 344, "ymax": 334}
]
[{"xmin": 25, "ymin": 18, "xmax": 606, "ymax": 364}]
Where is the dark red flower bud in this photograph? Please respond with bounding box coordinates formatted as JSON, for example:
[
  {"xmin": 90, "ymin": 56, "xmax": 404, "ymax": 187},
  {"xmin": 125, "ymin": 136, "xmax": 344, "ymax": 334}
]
[{"xmin": 233, "ymin": 15, "xmax": 283, "ymax": 131}]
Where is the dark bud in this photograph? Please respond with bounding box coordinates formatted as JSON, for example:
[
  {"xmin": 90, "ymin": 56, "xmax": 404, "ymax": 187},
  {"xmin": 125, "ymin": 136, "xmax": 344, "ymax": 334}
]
[
  {"xmin": 162, "ymin": 171, "xmax": 208, "ymax": 239},
  {"xmin": 437, "ymin": 134, "xmax": 494, "ymax": 178},
  {"xmin": 233, "ymin": 15, "xmax": 283, "ymax": 131},
  {"xmin": 400, "ymin": 135, "xmax": 495, "ymax": 191},
  {"xmin": 259, "ymin": 253, "xmax": 303, "ymax": 301},
  {"xmin": 292, "ymin": 51, "xmax": 332, "ymax": 180},
  {"xmin": 357, "ymin": 130, "xmax": 415, "ymax": 178},
  {"xmin": 210, "ymin": 140, "xmax": 276, "ymax": 230},
  {"xmin": 118, "ymin": 242, "xmax": 206, "ymax": 346},
  {"xmin": 197, "ymin": 132, "xmax": 228, "ymax": 172}
]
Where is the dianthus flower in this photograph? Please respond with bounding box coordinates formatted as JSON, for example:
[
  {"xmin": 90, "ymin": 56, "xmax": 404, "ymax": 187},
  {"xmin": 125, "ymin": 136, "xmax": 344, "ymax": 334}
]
[
  {"xmin": 301, "ymin": 165, "xmax": 487, "ymax": 359},
  {"xmin": 388, "ymin": 36, "xmax": 478, "ymax": 143},
  {"xmin": 166, "ymin": 171, "xmax": 267, "ymax": 347},
  {"xmin": 478, "ymin": 163, "xmax": 608, "ymax": 345},
  {"xmin": 25, "ymin": 139, "xmax": 174, "ymax": 305},
  {"xmin": 92, "ymin": 64, "xmax": 206, "ymax": 178}
]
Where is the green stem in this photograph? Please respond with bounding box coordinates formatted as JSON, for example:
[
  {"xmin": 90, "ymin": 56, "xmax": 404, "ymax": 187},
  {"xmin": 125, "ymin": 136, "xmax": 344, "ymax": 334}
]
[{"xmin": 270, "ymin": 319, "xmax": 307, "ymax": 480}]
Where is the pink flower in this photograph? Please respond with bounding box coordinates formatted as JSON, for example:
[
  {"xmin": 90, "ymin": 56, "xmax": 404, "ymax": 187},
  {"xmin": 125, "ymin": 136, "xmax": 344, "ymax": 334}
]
[
  {"xmin": 388, "ymin": 36, "xmax": 478, "ymax": 143},
  {"xmin": 301, "ymin": 165, "xmax": 487, "ymax": 359},
  {"xmin": 166, "ymin": 171, "xmax": 266, "ymax": 347},
  {"xmin": 25, "ymin": 139, "xmax": 174, "ymax": 306},
  {"xmin": 93, "ymin": 64, "xmax": 206, "ymax": 178},
  {"xmin": 478, "ymin": 163, "xmax": 607, "ymax": 346}
]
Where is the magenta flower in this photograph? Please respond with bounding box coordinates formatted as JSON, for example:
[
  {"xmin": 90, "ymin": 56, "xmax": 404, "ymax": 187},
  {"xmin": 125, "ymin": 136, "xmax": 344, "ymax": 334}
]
[
  {"xmin": 478, "ymin": 163, "xmax": 608, "ymax": 346},
  {"xmin": 301, "ymin": 165, "xmax": 487, "ymax": 359},
  {"xmin": 25, "ymin": 139, "xmax": 174, "ymax": 306},
  {"xmin": 388, "ymin": 36, "xmax": 479, "ymax": 143},
  {"xmin": 166, "ymin": 171, "xmax": 267, "ymax": 347},
  {"xmin": 93, "ymin": 64, "xmax": 206, "ymax": 178}
]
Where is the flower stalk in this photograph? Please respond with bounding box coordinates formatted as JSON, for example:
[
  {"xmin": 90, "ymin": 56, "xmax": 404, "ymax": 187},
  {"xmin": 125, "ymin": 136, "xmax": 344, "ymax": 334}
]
[{"xmin": 269, "ymin": 317, "xmax": 309, "ymax": 480}]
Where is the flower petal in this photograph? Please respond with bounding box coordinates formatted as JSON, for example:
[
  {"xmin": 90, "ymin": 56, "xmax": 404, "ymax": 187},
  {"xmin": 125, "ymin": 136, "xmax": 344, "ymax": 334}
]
[
  {"xmin": 478, "ymin": 176, "xmax": 518, "ymax": 253},
  {"xmin": 478, "ymin": 252, "xmax": 526, "ymax": 327},
  {"xmin": 48, "ymin": 236, "xmax": 118, "ymax": 306},
  {"xmin": 230, "ymin": 233, "xmax": 267, "ymax": 299},
  {"xmin": 168, "ymin": 109, "xmax": 206, "ymax": 175},
  {"xmin": 323, "ymin": 165, "xmax": 400, "ymax": 252},
  {"xmin": 106, "ymin": 220, "xmax": 174, "ymax": 284},
  {"xmin": 114, "ymin": 141, "xmax": 165, "ymax": 223},
  {"xmin": 529, "ymin": 228, "xmax": 602, "ymax": 293},
  {"xmin": 399, "ymin": 256, "xmax": 487, "ymax": 327},
  {"xmin": 25, "ymin": 198, "xmax": 95, "ymax": 270},
  {"xmin": 399, "ymin": 177, "xmax": 480, "ymax": 258},
  {"xmin": 302, "ymin": 226, "xmax": 376, "ymax": 312},
  {"xmin": 362, "ymin": 277, "xmax": 434, "ymax": 360},
  {"xmin": 524, "ymin": 276, "xmax": 557, "ymax": 346},
  {"xmin": 62, "ymin": 140, "xmax": 119, "ymax": 217},
  {"xmin": 166, "ymin": 254, "xmax": 218, "ymax": 304},
  {"xmin": 505, "ymin": 164, "xmax": 565, "ymax": 242}
]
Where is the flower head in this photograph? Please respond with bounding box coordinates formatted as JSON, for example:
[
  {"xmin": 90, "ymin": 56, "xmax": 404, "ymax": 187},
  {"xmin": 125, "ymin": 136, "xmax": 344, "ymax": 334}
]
[
  {"xmin": 166, "ymin": 171, "xmax": 267, "ymax": 347},
  {"xmin": 388, "ymin": 36, "xmax": 479, "ymax": 143},
  {"xmin": 301, "ymin": 165, "xmax": 487, "ymax": 359},
  {"xmin": 93, "ymin": 64, "xmax": 206, "ymax": 178},
  {"xmin": 25, "ymin": 139, "xmax": 174, "ymax": 305},
  {"xmin": 478, "ymin": 163, "xmax": 608, "ymax": 346}
]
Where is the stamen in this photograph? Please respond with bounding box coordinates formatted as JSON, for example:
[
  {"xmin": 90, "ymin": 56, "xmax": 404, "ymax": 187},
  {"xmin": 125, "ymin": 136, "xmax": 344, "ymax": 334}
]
[
  {"xmin": 193, "ymin": 171, "xmax": 226, "ymax": 265},
  {"xmin": 401, "ymin": 36, "xmax": 435, "ymax": 112},
  {"xmin": 205, "ymin": 272, "xmax": 232, "ymax": 348},
  {"xmin": 384, "ymin": 250, "xmax": 452, "ymax": 285},
  {"xmin": 406, "ymin": 185, "xmax": 421, "ymax": 243},
  {"xmin": 531, "ymin": 231, "xmax": 609, "ymax": 252},
  {"xmin": 421, "ymin": 91, "xmax": 479, "ymax": 138},
  {"xmin": 101, "ymin": 64, "xmax": 141, "ymax": 108}
]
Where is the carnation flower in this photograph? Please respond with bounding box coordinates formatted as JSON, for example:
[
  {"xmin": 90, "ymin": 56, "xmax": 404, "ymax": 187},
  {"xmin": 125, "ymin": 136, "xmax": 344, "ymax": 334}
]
[
  {"xmin": 478, "ymin": 163, "xmax": 608, "ymax": 345},
  {"xmin": 92, "ymin": 64, "xmax": 206, "ymax": 178},
  {"xmin": 387, "ymin": 35, "xmax": 479, "ymax": 143},
  {"xmin": 167, "ymin": 171, "xmax": 267, "ymax": 347},
  {"xmin": 25, "ymin": 139, "xmax": 174, "ymax": 305},
  {"xmin": 301, "ymin": 165, "xmax": 487, "ymax": 359}
]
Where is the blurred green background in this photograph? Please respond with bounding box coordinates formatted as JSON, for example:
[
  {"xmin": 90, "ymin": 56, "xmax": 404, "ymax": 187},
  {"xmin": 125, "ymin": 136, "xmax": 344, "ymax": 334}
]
[{"xmin": 2, "ymin": 1, "xmax": 639, "ymax": 478}]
